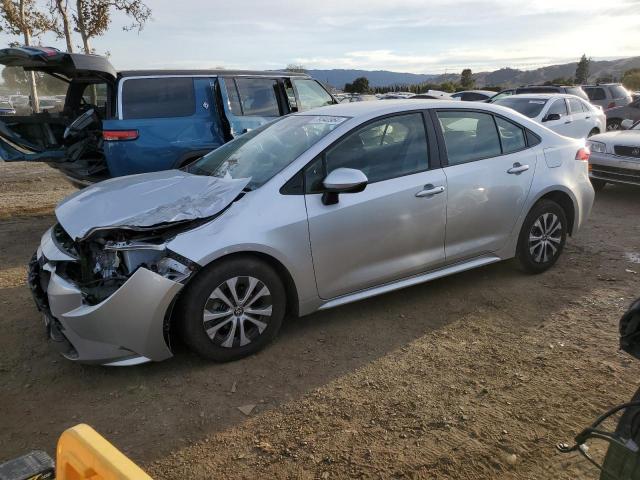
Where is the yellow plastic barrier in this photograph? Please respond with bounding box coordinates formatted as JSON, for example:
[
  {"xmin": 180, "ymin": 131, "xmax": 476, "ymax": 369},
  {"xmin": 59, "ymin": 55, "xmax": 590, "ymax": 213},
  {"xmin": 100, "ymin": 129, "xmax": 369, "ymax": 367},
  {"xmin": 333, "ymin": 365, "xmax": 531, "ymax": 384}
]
[{"xmin": 56, "ymin": 424, "xmax": 152, "ymax": 480}]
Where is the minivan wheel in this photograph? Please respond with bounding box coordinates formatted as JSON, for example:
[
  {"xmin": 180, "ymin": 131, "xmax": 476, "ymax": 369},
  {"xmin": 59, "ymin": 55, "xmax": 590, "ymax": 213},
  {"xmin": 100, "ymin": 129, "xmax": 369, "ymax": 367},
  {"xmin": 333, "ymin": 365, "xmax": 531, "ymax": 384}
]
[
  {"xmin": 515, "ymin": 200, "xmax": 567, "ymax": 274},
  {"xmin": 587, "ymin": 128, "xmax": 599, "ymax": 137},
  {"xmin": 178, "ymin": 257, "xmax": 286, "ymax": 362}
]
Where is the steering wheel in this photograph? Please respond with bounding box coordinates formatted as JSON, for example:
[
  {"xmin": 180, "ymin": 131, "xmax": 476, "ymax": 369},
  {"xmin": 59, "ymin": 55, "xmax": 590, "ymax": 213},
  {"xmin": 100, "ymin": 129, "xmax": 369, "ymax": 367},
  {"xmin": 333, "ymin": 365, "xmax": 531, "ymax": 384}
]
[{"xmin": 63, "ymin": 108, "xmax": 97, "ymax": 140}]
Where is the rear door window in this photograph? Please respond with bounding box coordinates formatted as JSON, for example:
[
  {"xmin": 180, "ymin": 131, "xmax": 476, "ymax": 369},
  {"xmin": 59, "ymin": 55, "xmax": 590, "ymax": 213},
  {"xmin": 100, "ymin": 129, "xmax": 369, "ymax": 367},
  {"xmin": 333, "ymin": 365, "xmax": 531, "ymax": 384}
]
[
  {"xmin": 547, "ymin": 99, "xmax": 568, "ymax": 117},
  {"xmin": 585, "ymin": 87, "xmax": 606, "ymax": 101},
  {"xmin": 436, "ymin": 111, "xmax": 502, "ymax": 165},
  {"xmin": 495, "ymin": 117, "xmax": 526, "ymax": 153},
  {"xmin": 122, "ymin": 77, "xmax": 195, "ymax": 119},
  {"xmin": 230, "ymin": 78, "xmax": 280, "ymax": 117},
  {"xmin": 567, "ymin": 98, "xmax": 585, "ymax": 114},
  {"xmin": 292, "ymin": 79, "xmax": 335, "ymax": 110},
  {"xmin": 610, "ymin": 85, "xmax": 630, "ymax": 99}
]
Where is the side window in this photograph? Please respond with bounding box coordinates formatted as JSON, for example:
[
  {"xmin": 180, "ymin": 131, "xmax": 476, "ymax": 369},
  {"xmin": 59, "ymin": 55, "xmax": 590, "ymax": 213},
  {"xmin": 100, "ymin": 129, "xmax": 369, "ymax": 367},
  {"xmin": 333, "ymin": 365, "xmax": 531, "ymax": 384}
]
[
  {"xmin": 82, "ymin": 82, "xmax": 108, "ymax": 116},
  {"xmin": 293, "ymin": 79, "xmax": 334, "ymax": 110},
  {"xmin": 495, "ymin": 117, "xmax": 526, "ymax": 154},
  {"xmin": 323, "ymin": 113, "xmax": 429, "ymax": 184},
  {"xmin": 547, "ymin": 99, "xmax": 568, "ymax": 117},
  {"xmin": 436, "ymin": 111, "xmax": 501, "ymax": 165},
  {"xmin": 284, "ymin": 79, "xmax": 298, "ymax": 111},
  {"xmin": 304, "ymin": 156, "xmax": 326, "ymax": 193},
  {"xmin": 122, "ymin": 77, "xmax": 195, "ymax": 119},
  {"xmin": 580, "ymin": 100, "xmax": 592, "ymax": 112},
  {"xmin": 568, "ymin": 98, "xmax": 584, "ymax": 114},
  {"xmin": 586, "ymin": 88, "xmax": 606, "ymax": 101},
  {"xmin": 232, "ymin": 78, "xmax": 280, "ymax": 117}
]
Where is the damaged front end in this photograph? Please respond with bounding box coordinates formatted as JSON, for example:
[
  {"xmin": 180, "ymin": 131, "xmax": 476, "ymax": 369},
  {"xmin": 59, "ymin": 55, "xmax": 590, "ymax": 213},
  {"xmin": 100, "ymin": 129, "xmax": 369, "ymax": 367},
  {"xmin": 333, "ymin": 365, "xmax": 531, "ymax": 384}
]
[{"xmin": 29, "ymin": 222, "xmax": 200, "ymax": 365}]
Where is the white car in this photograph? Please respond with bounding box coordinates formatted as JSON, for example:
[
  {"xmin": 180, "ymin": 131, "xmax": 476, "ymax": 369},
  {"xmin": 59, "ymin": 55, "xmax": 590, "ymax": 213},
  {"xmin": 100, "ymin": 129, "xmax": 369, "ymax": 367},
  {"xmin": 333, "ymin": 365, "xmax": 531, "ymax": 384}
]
[{"xmin": 494, "ymin": 94, "xmax": 606, "ymax": 139}]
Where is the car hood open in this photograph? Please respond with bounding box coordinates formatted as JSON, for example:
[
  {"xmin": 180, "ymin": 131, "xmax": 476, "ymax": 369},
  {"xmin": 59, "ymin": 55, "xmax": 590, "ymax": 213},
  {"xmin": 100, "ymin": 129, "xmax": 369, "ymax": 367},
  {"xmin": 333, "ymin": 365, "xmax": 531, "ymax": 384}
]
[
  {"xmin": 0, "ymin": 46, "xmax": 117, "ymax": 82},
  {"xmin": 55, "ymin": 170, "xmax": 250, "ymax": 240}
]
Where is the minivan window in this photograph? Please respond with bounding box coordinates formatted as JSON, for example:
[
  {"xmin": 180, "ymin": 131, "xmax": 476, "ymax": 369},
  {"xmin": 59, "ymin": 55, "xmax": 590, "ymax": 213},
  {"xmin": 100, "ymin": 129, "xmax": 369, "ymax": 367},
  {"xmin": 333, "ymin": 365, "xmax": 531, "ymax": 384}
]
[
  {"xmin": 293, "ymin": 79, "xmax": 334, "ymax": 110},
  {"xmin": 232, "ymin": 78, "xmax": 280, "ymax": 117},
  {"xmin": 190, "ymin": 115, "xmax": 347, "ymax": 190},
  {"xmin": 436, "ymin": 111, "xmax": 501, "ymax": 165},
  {"xmin": 122, "ymin": 77, "xmax": 195, "ymax": 119},
  {"xmin": 323, "ymin": 113, "xmax": 429, "ymax": 183}
]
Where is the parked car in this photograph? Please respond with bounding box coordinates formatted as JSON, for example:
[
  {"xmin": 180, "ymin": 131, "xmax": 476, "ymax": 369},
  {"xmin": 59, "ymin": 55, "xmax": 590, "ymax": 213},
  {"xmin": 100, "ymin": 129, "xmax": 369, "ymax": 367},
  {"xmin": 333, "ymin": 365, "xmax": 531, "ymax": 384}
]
[
  {"xmin": 0, "ymin": 100, "xmax": 16, "ymax": 115},
  {"xmin": 582, "ymin": 84, "xmax": 633, "ymax": 115},
  {"xmin": 451, "ymin": 89, "xmax": 496, "ymax": 101},
  {"xmin": 9, "ymin": 94, "xmax": 30, "ymax": 115},
  {"xmin": 603, "ymin": 97, "xmax": 640, "ymax": 131},
  {"xmin": 342, "ymin": 94, "xmax": 378, "ymax": 102},
  {"xmin": 587, "ymin": 119, "xmax": 640, "ymax": 190},
  {"xmin": 493, "ymin": 94, "xmax": 605, "ymax": 139},
  {"xmin": 410, "ymin": 90, "xmax": 454, "ymax": 99},
  {"xmin": 29, "ymin": 99, "xmax": 594, "ymax": 365},
  {"xmin": 490, "ymin": 85, "xmax": 589, "ymax": 103},
  {"xmin": 0, "ymin": 46, "xmax": 336, "ymax": 185}
]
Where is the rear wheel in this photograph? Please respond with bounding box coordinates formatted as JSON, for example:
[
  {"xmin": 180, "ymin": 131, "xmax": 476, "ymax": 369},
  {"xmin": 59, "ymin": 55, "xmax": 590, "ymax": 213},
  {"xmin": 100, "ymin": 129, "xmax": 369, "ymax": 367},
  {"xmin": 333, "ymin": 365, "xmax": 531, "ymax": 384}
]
[
  {"xmin": 516, "ymin": 200, "xmax": 567, "ymax": 274},
  {"xmin": 588, "ymin": 128, "xmax": 599, "ymax": 137},
  {"xmin": 178, "ymin": 256, "xmax": 286, "ymax": 362},
  {"xmin": 591, "ymin": 178, "xmax": 607, "ymax": 191}
]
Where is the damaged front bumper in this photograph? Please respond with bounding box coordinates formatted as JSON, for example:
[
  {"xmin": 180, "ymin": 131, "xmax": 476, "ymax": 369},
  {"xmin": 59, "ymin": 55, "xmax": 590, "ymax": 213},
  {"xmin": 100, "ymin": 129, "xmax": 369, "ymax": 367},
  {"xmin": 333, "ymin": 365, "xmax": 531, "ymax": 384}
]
[{"xmin": 28, "ymin": 227, "xmax": 184, "ymax": 365}]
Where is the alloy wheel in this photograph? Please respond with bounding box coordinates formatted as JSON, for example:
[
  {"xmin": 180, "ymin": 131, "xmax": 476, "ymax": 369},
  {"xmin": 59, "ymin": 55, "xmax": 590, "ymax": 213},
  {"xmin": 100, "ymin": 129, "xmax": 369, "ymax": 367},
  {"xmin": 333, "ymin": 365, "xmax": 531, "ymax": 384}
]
[
  {"xmin": 529, "ymin": 213, "xmax": 562, "ymax": 264},
  {"xmin": 203, "ymin": 276, "xmax": 273, "ymax": 348}
]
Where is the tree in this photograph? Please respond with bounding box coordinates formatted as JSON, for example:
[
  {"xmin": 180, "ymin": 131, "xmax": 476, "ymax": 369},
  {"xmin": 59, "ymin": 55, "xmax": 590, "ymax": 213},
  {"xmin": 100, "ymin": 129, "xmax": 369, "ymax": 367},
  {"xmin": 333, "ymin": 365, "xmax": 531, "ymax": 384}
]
[
  {"xmin": 1, "ymin": 66, "xmax": 28, "ymax": 92},
  {"xmin": 286, "ymin": 64, "xmax": 306, "ymax": 73},
  {"xmin": 50, "ymin": 0, "xmax": 74, "ymax": 52},
  {"xmin": 460, "ymin": 68, "xmax": 474, "ymax": 89},
  {"xmin": 575, "ymin": 54, "xmax": 591, "ymax": 84},
  {"xmin": 0, "ymin": 0, "xmax": 57, "ymax": 112},
  {"xmin": 73, "ymin": 0, "xmax": 151, "ymax": 54},
  {"xmin": 622, "ymin": 68, "xmax": 640, "ymax": 91},
  {"xmin": 344, "ymin": 76, "xmax": 370, "ymax": 94}
]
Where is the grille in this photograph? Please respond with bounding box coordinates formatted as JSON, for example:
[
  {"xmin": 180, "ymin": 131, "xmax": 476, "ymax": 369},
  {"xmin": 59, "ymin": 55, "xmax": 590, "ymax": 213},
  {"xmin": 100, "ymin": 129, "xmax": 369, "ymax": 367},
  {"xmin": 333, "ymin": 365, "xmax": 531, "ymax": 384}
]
[
  {"xmin": 614, "ymin": 145, "xmax": 640, "ymax": 158},
  {"xmin": 591, "ymin": 164, "xmax": 640, "ymax": 185}
]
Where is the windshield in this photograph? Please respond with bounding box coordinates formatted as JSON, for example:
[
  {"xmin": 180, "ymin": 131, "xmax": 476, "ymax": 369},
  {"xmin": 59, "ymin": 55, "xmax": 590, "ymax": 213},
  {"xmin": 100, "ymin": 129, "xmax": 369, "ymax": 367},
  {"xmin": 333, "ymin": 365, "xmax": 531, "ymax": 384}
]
[
  {"xmin": 494, "ymin": 97, "xmax": 548, "ymax": 118},
  {"xmin": 189, "ymin": 114, "xmax": 348, "ymax": 189}
]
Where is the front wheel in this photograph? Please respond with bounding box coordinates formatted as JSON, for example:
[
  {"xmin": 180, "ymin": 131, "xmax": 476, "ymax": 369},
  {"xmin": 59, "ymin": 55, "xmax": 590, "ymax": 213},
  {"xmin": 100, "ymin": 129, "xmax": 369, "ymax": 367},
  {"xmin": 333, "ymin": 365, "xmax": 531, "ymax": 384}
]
[
  {"xmin": 178, "ymin": 256, "xmax": 286, "ymax": 362},
  {"xmin": 515, "ymin": 200, "xmax": 568, "ymax": 274}
]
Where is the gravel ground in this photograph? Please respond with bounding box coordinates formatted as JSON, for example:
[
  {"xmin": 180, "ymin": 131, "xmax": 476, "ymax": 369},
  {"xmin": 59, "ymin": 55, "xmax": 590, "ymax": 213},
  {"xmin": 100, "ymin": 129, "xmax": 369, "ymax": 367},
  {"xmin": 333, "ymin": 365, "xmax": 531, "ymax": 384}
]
[{"xmin": 0, "ymin": 162, "xmax": 639, "ymax": 479}]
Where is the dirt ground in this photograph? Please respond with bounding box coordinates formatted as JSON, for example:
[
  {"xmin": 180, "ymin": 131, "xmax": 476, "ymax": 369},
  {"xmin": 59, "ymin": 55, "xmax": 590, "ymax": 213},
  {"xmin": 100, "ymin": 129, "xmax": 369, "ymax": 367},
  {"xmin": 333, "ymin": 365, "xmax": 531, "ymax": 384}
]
[{"xmin": 0, "ymin": 161, "xmax": 639, "ymax": 479}]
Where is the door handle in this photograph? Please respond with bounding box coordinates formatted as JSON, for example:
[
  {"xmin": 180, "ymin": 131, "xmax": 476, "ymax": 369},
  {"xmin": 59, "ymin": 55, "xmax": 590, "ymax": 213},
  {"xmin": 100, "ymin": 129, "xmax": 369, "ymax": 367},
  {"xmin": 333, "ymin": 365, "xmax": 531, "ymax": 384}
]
[
  {"xmin": 564, "ymin": 120, "xmax": 572, "ymax": 124},
  {"xmin": 586, "ymin": 116, "xmax": 591, "ymax": 119},
  {"xmin": 415, "ymin": 184, "xmax": 445, "ymax": 197},
  {"xmin": 507, "ymin": 162, "xmax": 530, "ymax": 174}
]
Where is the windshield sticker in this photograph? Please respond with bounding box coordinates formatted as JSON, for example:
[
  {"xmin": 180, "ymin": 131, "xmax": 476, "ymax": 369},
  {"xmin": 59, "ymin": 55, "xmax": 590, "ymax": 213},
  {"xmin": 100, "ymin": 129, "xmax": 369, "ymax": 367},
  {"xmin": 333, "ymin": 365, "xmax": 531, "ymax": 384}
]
[
  {"xmin": 311, "ymin": 116, "xmax": 348, "ymax": 124},
  {"xmin": 529, "ymin": 100, "xmax": 546, "ymax": 104}
]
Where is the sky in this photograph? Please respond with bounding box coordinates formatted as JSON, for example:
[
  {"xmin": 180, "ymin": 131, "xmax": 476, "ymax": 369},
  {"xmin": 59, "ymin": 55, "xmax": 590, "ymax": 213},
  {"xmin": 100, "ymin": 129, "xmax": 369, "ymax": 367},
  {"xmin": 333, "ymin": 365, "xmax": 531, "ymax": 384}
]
[{"xmin": 1, "ymin": 0, "xmax": 640, "ymax": 74}]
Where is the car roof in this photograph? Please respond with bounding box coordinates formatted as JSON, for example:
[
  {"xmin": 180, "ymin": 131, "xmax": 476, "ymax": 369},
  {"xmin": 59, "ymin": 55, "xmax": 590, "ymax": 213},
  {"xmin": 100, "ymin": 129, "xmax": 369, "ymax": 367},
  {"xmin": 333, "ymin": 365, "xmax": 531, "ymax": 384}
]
[
  {"xmin": 498, "ymin": 93, "xmax": 584, "ymax": 100},
  {"xmin": 118, "ymin": 69, "xmax": 309, "ymax": 78},
  {"xmin": 455, "ymin": 90, "xmax": 495, "ymax": 95}
]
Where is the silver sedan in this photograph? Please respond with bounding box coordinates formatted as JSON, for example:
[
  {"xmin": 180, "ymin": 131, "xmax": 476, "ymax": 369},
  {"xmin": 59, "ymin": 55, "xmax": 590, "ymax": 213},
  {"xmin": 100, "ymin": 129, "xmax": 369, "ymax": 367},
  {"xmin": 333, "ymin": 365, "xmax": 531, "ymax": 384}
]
[{"xmin": 29, "ymin": 100, "xmax": 595, "ymax": 365}]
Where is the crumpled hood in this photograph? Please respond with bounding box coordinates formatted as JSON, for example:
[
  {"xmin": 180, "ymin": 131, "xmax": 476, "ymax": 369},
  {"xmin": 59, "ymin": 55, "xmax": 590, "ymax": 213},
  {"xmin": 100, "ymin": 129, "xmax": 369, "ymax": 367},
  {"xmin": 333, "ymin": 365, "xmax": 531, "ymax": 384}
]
[{"xmin": 56, "ymin": 170, "xmax": 250, "ymax": 240}]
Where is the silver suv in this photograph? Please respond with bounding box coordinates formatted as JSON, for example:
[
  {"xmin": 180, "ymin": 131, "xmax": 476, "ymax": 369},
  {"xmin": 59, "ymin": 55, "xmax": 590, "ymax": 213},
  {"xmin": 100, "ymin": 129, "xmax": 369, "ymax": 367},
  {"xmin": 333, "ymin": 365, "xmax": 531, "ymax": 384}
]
[
  {"xmin": 583, "ymin": 84, "xmax": 633, "ymax": 118},
  {"xmin": 28, "ymin": 100, "xmax": 595, "ymax": 366}
]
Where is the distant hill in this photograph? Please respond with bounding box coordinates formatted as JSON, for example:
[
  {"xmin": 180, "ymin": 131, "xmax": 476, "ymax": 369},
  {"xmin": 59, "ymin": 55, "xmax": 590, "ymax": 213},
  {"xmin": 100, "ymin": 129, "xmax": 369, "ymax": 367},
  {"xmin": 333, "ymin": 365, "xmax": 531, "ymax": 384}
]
[
  {"xmin": 306, "ymin": 69, "xmax": 437, "ymax": 88},
  {"xmin": 305, "ymin": 57, "xmax": 640, "ymax": 89}
]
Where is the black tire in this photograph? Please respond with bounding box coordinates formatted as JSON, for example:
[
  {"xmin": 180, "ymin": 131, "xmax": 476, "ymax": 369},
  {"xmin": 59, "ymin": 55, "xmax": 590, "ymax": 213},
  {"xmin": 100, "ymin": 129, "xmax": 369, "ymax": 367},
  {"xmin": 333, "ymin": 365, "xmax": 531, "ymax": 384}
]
[
  {"xmin": 607, "ymin": 119, "xmax": 622, "ymax": 131},
  {"xmin": 515, "ymin": 199, "xmax": 568, "ymax": 274},
  {"xmin": 178, "ymin": 256, "xmax": 286, "ymax": 362},
  {"xmin": 588, "ymin": 128, "xmax": 599, "ymax": 137},
  {"xmin": 591, "ymin": 178, "xmax": 607, "ymax": 192}
]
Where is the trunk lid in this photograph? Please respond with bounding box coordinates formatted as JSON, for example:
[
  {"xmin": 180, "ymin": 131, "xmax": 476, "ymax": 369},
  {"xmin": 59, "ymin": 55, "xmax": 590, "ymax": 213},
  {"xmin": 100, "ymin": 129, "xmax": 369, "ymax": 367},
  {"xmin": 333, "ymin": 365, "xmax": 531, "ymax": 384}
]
[{"xmin": 0, "ymin": 46, "xmax": 117, "ymax": 82}]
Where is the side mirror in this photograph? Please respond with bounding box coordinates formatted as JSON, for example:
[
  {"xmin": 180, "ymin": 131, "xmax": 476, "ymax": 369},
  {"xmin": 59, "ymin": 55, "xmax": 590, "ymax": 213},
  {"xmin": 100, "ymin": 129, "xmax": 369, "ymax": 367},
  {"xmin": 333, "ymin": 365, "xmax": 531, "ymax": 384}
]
[
  {"xmin": 621, "ymin": 119, "xmax": 634, "ymax": 130},
  {"xmin": 321, "ymin": 168, "xmax": 368, "ymax": 205},
  {"xmin": 543, "ymin": 113, "xmax": 561, "ymax": 122}
]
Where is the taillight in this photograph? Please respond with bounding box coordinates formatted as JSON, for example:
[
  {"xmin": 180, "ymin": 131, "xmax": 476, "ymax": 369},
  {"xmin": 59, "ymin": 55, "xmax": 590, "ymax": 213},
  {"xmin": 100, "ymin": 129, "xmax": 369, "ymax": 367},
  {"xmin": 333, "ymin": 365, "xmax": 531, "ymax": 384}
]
[
  {"xmin": 576, "ymin": 147, "xmax": 590, "ymax": 161},
  {"xmin": 607, "ymin": 101, "xmax": 616, "ymax": 109},
  {"xmin": 102, "ymin": 130, "xmax": 139, "ymax": 141}
]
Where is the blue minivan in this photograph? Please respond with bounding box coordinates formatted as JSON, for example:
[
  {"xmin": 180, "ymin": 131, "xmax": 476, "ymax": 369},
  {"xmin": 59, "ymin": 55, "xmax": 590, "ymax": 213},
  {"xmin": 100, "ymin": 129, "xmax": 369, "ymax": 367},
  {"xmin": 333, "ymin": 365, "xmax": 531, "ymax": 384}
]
[{"xmin": 0, "ymin": 46, "xmax": 336, "ymax": 184}]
